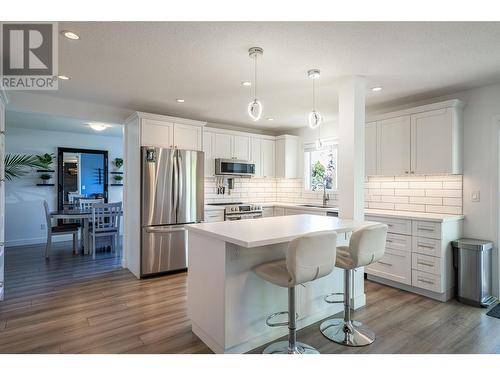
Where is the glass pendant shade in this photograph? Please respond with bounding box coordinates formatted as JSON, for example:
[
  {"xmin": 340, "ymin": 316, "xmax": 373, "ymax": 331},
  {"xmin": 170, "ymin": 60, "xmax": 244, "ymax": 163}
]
[
  {"xmin": 248, "ymin": 99, "xmax": 263, "ymax": 121},
  {"xmin": 315, "ymin": 137, "xmax": 323, "ymax": 150},
  {"xmin": 308, "ymin": 110, "xmax": 322, "ymax": 129}
]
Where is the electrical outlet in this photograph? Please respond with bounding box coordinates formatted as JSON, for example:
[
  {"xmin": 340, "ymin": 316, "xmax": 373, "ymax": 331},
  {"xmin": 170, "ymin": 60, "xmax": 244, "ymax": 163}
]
[
  {"xmin": 471, "ymin": 191, "xmax": 480, "ymax": 202},
  {"xmin": 40, "ymin": 224, "xmax": 46, "ymax": 230}
]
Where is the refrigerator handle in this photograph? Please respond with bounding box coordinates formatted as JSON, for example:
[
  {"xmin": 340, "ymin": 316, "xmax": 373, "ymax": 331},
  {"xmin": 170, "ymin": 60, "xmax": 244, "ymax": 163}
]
[
  {"xmin": 145, "ymin": 226, "xmax": 185, "ymax": 234},
  {"xmin": 177, "ymin": 151, "xmax": 183, "ymax": 217},
  {"xmin": 172, "ymin": 150, "xmax": 178, "ymax": 219}
]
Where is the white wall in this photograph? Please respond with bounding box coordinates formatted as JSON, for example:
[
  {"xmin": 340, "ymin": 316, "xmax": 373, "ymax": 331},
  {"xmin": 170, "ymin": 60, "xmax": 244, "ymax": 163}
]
[{"xmin": 5, "ymin": 126, "xmax": 124, "ymax": 247}]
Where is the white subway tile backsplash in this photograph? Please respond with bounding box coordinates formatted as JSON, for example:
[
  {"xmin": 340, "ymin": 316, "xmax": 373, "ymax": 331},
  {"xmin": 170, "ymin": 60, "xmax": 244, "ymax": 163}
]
[
  {"xmin": 409, "ymin": 181, "xmax": 443, "ymax": 189},
  {"xmin": 409, "ymin": 196, "xmax": 443, "ymax": 205},
  {"xmin": 442, "ymin": 197, "xmax": 463, "ymax": 206},
  {"xmin": 394, "ymin": 203, "xmax": 426, "ymax": 212}
]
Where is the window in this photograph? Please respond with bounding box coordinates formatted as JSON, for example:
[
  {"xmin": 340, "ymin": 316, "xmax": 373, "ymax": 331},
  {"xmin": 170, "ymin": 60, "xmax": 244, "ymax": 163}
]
[{"xmin": 304, "ymin": 141, "xmax": 338, "ymax": 191}]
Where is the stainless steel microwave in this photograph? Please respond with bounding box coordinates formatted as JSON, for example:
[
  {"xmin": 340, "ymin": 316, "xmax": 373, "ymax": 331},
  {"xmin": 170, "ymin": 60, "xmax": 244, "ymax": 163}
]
[{"xmin": 215, "ymin": 158, "xmax": 255, "ymax": 176}]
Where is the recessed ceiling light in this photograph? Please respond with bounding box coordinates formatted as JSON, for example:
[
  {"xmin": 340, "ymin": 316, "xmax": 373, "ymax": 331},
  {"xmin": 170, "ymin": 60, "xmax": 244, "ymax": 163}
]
[
  {"xmin": 88, "ymin": 122, "xmax": 109, "ymax": 132},
  {"xmin": 241, "ymin": 81, "xmax": 252, "ymax": 87},
  {"xmin": 62, "ymin": 30, "xmax": 80, "ymax": 40},
  {"xmin": 176, "ymin": 99, "xmax": 185, "ymax": 103},
  {"xmin": 57, "ymin": 75, "xmax": 70, "ymax": 80},
  {"xmin": 371, "ymin": 86, "xmax": 383, "ymax": 92},
  {"xmin": 266, "ymin": 118, "xmax": 275, "ymax": 121}
]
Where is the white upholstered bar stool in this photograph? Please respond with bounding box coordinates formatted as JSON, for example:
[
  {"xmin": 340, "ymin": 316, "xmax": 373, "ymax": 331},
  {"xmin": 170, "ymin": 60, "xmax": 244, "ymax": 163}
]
[
  {"xmin": 320, "ymin": 223, "xmax": 388, "ymax": 347},
  {"xmin": 254, "ymin": 231, "xmax": 338, "ymax": 354}
]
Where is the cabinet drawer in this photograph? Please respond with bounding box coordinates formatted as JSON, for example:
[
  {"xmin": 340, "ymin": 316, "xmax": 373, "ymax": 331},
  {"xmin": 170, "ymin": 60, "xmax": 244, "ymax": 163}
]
[
  {"xmin": 412, "ymin": 270, "xmax": 443, "ymax": 293},
  {"xmin": 412, "ymin": 220, "xmax": 441, "ymax": 239},
  {"xmin": 204, "ymin": 211, "xmax": 224, "ymax": 223},
  {"xmin": 365, "ymin": 251, "xmax": 411, "ymax": 285},
  {"xmin": 412, "ymin": 236, "xmax": 441, "ymax": 257},
  {"xmin": 385, "ymin": 233, "xmax": 411, "ymax": 253},
  {"xmin": 412, "ymin": 253, "xmax": 442, "ymax": 275},
  {"xmin": 366, "ymin": 216, "xmax": 411, "ymax": 235}
]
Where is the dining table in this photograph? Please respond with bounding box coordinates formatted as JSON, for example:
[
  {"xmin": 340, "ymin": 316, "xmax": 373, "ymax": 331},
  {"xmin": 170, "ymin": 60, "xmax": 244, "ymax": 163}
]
[{"xmin": 50, "ymin": 208, "xmax": 123, "ymax": 255}]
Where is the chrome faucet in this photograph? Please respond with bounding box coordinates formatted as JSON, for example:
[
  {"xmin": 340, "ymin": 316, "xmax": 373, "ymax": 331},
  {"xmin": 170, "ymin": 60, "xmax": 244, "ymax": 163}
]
[{"xmin": 322, "ymin": 183, "xmax": 330, "ymax": 206}]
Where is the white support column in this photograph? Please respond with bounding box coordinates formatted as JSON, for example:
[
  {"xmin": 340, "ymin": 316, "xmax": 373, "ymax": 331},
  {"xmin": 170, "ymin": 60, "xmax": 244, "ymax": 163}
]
[{"xmin": 338, "ymin": 76, "xmax": 366, "ymax": 222}]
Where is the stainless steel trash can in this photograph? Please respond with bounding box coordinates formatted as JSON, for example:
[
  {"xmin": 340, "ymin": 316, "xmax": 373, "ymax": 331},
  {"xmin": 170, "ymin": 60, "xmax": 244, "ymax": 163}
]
[{"xmin": 451, "ymin": 239, "xmax": 495, "ymax": 307}]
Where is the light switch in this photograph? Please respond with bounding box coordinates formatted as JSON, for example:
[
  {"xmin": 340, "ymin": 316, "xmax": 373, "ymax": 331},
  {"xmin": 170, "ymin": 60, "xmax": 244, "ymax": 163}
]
[{"xmin": 471, "ymin": 191, "xmax": 480, "ymax": 202}]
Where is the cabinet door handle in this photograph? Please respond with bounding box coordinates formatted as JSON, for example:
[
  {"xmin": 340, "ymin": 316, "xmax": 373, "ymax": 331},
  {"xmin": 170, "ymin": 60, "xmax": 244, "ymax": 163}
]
[
  {"xmin": 418, "ymin": 244, "xmax": 435, "ymax": 249},
  {"xmin": 410, "ymin": 171, "xmax": 415, "ymax": 174},
  {"xmin": 417, "ymin": 278, "xmax": 434, "ymax": 285},
  {"xmin": 417, "ymin": 261, "xmax": 434, "ymax": 267},
  {"xmin": 417, "ymin": 227, "xmax": 434, "ymax": 232},
  {"xmin": 378, "ymin": 261, "xmax": 392, "ymax": 267},
  {"xmin": 405, "ymin": 171, "xmax": 409, "ymax": 174},
  {"xmin": 386, "ymin": 239, "xmax": 393, "ymax": 243}
]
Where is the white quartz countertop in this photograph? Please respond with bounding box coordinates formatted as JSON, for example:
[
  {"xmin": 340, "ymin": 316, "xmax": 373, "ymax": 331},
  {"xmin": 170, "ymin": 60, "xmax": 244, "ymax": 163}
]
[{"xmin": 186, "ymin": 214, "xmax": 376, "ymax": 248}]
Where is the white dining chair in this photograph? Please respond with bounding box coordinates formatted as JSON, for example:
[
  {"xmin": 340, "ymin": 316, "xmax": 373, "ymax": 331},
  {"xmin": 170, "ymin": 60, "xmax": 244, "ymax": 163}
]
[
  {"xmin": 43, "ymin": 201, "xmax": 80, "ymax": 259},
  {"xmin": 89, "ymin": 202, "xmax": 122, "ymax": 259},
  {"xmin": 78, "ymin": 198, "xmax": 104, "ymax": 210}
]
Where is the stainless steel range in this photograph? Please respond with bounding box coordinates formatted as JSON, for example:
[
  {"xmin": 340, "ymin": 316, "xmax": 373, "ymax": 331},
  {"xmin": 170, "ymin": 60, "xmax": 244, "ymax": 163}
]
[{"xmin": 207, "ymin": 202, "xmax": 263, "ymax": 221}]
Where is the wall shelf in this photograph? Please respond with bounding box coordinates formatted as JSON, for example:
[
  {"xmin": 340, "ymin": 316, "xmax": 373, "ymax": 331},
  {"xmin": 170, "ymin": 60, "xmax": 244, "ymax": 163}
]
[
  {"xmin": 36, "ymin": 183, "xmax": 55, "ymax": 186},
  {"xmin": 36, "ymin": 169, "xmax": 55, "ymax": 173},
  {"xmin": 110, "ymin": 171, "xmax": 123, "ymax": 175},
  {"xmin": 110, "ymin": 183, "xmax": 124, "ymax": 187}
]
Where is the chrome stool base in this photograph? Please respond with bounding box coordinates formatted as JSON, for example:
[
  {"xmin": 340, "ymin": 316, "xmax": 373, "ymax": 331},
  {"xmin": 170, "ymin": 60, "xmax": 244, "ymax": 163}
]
[
  {"xmin": 263, "ymin": 341, "xmax": 320, "ymax": 354},
  {"xmin": 320, "ymin": 320, "xmax": 375, "ymax": 347}
]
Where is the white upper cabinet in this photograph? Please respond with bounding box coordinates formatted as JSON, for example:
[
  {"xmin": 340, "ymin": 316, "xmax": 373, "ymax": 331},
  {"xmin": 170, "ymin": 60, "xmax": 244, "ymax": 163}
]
[
  {"xmin": 275, "ymin": 135, "xmax": 299, "ymax": 178},
  {"xmin": 377, "ymin": 116, "xmax": 411, "ymax": 175},
  {"xmin": 365, "ymin": 122, "xmax": 377, "ymax": 176},
  {"xmin": 370, "ymin": 100, "xmax": 464, "ymax": 176},
  {"xmin": 233, "ymin": 135, "xmax": 251, "ymax": 160},
  {"xmin": 214, "ymin": 133, "xmax": 233, "ymax": 159},
  {"xmin": 141, "ymin": 119, "xmax": 174, "ymax": 148},
  {"xmin": 410, "ymin": 108, "xmax": 461, "ymax": 174},
  {"xmin": 139, "ymin": 113, "xmax": 205, "ymax": 151},
  {"xmin": 203, "ymin": 131, "xmax": 216, "ymax": 177},
  {"xmin": 261, "ymin": 139, "xmax": 276, "ymax": 178},
  {"xmin": 250, "ymin": 138, "xmax": 262, "ymax": 177},
  {"xmin": 173, "ymin": 123, "xmax": 203, "ymax": 151}
]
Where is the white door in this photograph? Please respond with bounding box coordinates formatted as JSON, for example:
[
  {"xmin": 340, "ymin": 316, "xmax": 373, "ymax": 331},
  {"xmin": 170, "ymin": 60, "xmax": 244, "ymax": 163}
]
[
  {"xmin": 173, "ymin": 123, "xmax": 202, "ymax": 151},
  {"xmin": 214, "ymin": 133, "xmax": 232, "ymax": 159},
  {"xmin": 250, "ymin": 138, "xmax": 262, "ymax": 177},
  {"xmin": 411, "ymin": 108, "xmax": 453, "ymax": 174},
  {"xmin": 141, "ymin": 119, "xmax": 174, "ymax": 148},
  {"xmin": 233, "ymin": 135, "xmax": 250, "ymax": 160},
  {"xmin": 203, "ymin": 131, "xmax": 215, "ymax": 177},
  {"xmin": 261, "ymin": 139, "xmax": 275, "ymax": 178},
  {"xmin": 0, "ymin": 99, "xmax": 4, "ymax": 300},
  {"xmin": 365, "ymin": 122, "xmax": 377, "ymax": 176},
  {"xmin": 377, "ymin": 116, "xmax": 411, "ymax": 175}
]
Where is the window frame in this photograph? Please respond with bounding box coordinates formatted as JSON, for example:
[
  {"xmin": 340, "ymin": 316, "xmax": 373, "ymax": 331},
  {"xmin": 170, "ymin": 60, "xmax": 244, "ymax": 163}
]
[{"xmin": 303, "ymin": 138, "xmax": 339, "ymax": 192}]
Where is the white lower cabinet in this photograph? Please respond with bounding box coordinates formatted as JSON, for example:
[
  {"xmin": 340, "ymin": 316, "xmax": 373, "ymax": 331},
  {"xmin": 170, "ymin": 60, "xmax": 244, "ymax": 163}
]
[
  {"xmin": 365, "ymin": 215, "xmax": 462, "ymax": 300},
  {"xmin": 262, "ymin": 207, "xmax": 274, "ymax": 218},
  {"xmin": 273, "ymin": 207, "xmax": 285, "ymax": 217},
  {"xmin": 204, "ymin": 210, "xmax": 224, "ymax": 223},
  {"xmin": 284, "ymin": 208, "xmax": 325, "ymax": 216}
]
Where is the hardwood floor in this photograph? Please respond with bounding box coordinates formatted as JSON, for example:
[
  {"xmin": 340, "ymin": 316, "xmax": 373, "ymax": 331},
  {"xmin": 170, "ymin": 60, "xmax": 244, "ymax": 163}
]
[{"xmin": 1, "ymin": 241, "xmax": 499, "ymax": 354}]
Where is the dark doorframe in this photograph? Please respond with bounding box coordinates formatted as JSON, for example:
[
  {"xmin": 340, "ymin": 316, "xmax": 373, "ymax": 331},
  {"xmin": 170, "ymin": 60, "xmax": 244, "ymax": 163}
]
[{"xmin": 57, "ymin": 147, "xmax": 109, "ymax": 210}]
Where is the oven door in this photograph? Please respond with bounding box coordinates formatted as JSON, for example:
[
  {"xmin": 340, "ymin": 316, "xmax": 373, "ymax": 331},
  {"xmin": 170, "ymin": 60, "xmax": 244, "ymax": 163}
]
[
  {"xmin": 225, "ymin": 213, "xmax": 262, "ymax": 221},
  {"xmin": 215, "ymin": 159, "xmax": 255, "ymax": 176}
]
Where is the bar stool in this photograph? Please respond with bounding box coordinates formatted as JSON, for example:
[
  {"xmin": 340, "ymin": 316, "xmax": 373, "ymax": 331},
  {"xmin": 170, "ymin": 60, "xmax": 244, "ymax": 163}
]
[
  {"xmin": 320, "ymin": 223, "xmax": 388, "ymax": 347},
  {"xmin": 254, "ymin": 230, "xmax": 338, "ymax": 354}
]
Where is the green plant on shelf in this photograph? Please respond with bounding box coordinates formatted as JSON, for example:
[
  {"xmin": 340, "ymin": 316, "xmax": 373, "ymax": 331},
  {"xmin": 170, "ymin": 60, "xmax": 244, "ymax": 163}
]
[
  {"xmin": 39, "ymin": 173, "xmax": 52, "ymax": 184},
  {"xmin": 4, "ymin": 154, "xmax": 45, "ymax": 180},
  {"xmin": 113, "ymin": 157, "xmax": 123, "ymax": 169},
  {"xmin": 113, "ymin": 175, "xmax": 123, "ymax": 183},
  {"xmin": 35, "ymin": 153, "xmax": 55, "ymax": 169}
]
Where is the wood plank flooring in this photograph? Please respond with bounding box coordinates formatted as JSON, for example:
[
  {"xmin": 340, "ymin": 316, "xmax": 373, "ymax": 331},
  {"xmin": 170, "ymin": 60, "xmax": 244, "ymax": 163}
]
[{"xmin": 1, "ymin": 241, "xmax": 499, "ymax": 354}]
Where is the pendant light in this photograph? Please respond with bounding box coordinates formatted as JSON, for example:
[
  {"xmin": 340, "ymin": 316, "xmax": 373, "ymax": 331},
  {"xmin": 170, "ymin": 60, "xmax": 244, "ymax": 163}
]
[
  {"xmin": 248, "ymin": 47, "xmax": 263, "ymax": 121},
  {"xmin": 315, "ymin": 123, "xmax": 323, "ymax": 150},
  {"xmin": 307, "ymin": 69, "xmax": 322, "ymax": 129}
]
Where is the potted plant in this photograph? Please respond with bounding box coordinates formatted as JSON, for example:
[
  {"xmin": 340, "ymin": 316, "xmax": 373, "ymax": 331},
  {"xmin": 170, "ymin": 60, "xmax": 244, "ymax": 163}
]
[
  {"xmin": 113, "ymin": 175, "xmax": 123, "ymax": 184},
  {"xmin": 35, "ymin": 153, "xmax": 55, "ymax": 170},
  {"xmin": 113, "ymin": 157, "xmax": 123, "ymax": 171},
  {"xmin": 4, "ymin": 154, "xmax": 43, "ymax": 180},
  {"xmin": 39, "ymin": 173, "xmax": 52, "ymax": 185}
]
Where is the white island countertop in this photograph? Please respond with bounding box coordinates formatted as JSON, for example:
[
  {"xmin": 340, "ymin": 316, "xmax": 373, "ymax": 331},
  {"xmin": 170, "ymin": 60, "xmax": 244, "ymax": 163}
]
[{"xmin": 186, "ymin": 214, "xmax": 375, "ymax": 248}]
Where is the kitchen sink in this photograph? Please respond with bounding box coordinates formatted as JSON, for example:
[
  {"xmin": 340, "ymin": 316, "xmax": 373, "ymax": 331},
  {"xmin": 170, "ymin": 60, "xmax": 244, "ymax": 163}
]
[{"xmin": 299, "ymin": 204, "xmax": 338, "ymax": 209}]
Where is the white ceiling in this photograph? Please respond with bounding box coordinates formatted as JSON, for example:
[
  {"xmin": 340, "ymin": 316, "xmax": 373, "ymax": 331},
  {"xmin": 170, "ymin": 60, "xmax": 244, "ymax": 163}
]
[
  {"xmin": 18, "ymin": 22, "xmax": 500, "ymax": 130},
  {"xmin": 6, "ymin": 110, "xmax": 123, "ymax": 137}
]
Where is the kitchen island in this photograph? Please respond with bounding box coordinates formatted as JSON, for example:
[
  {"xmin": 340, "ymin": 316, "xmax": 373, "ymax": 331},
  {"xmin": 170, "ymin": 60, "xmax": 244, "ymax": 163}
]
[{"xmin": 185, "ymin": 214, "xmax": 375, "ymax": 354}]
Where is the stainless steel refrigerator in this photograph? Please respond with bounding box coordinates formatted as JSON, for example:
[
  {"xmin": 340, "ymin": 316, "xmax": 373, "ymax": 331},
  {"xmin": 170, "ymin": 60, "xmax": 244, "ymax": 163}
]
[{"xmin": 141, "ymin": 147, "xmax": 204, "ymax": 276}]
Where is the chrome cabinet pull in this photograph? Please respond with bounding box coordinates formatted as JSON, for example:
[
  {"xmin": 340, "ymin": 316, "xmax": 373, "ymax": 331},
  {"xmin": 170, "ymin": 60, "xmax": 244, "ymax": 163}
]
[
  {"xmin": 418, "ymin": 244, "xmax": 435, "ymax": 249},
  {"xmin": 417, "ymin": 261, "xmax": 434, "ymax": 267},
  {"xmin": 417, "ymin": 278, "xmax": 434, "ymax": 285},
  {"xmin": 378, "ymin": 261, "xmax": 392, "ymax": 267},
  {"xmin": 417, "ymin": 227, "xmax": 434, "ymax": 232}
]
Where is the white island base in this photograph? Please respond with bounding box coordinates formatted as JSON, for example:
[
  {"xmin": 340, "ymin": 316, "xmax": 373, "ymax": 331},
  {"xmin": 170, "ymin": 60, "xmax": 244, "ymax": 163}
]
[{"xmin": 186, "ymin": 215, "xmax": 371, "ymax": 354}]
